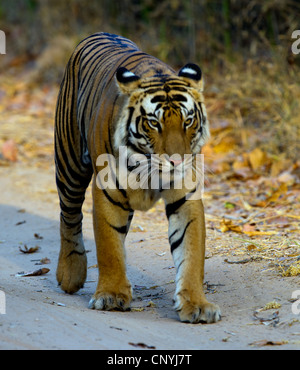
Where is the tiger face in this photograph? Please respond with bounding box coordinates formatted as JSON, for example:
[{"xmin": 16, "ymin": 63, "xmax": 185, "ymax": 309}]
[{"xmin": 114, "ymin": 64, "xmax": 210, "ymax": 166}]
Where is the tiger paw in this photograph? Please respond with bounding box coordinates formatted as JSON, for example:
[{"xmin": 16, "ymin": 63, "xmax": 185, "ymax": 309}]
[
  {"xmin": 88, "ymin": 285, "xmax": 132, "ymax": 311},
  {"xmin": 175, "ymin": 294, "xmax": 221, "ymax": 324},
  {"xmin": 56, "ymin": 251, "xmax": 87, "ymax": 294}
]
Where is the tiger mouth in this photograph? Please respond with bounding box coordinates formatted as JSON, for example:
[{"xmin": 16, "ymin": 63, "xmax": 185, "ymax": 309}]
[{"xmin": 97, "ymin": 147, "xmax": 204, "ymax": 192}]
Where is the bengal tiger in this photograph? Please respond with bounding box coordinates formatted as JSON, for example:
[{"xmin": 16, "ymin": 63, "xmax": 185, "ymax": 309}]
[{"xmin": 55, "ymin": 32, "xmax": 221, "ymax": 323}]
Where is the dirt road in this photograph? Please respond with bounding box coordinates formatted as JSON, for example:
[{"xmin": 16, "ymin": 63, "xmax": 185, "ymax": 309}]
[{"xmin": 0, "ymin": 160, "xmax": 299, "ymax": 350}]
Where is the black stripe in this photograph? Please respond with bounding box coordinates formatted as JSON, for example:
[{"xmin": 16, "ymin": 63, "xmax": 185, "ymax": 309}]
[
  {"xmin": 171, "ymin": 94, "xmax": 187, "ymax": 102},
  {"xmin": 165, "ymin": 188, "xmax": 197, "ymax": 219},
  {"xmin": 127, "ymin": 140, "xmax": 147, "ymax": 155},
  {"xmin": 151, "ymin": 95, "xmax": 166, "ymax": 103},
  {"xmin": 170, "ymin": 219, "xmax": 194, "ymax": 253},
  {"xmin": 126, "ymin": 107, "xmax": 135, "ymax": 130},
  {"xmin": 60, "ymin": 213, "xmax": 82, "ymax": 229},
  {"xmin": 68, "ymin": 250, "xmax": 85, "ymax": 257},
  {"xmin": 169, "ymin": 228, "xmax": 179, "ymax": 240},
  {"xmin": 165, "ymin": 195, "xmax": 186, "ymax": 219},
  {"xmin": 102, "ymin": 188, "xmax": 132, "ymax": 212},
  {"xmin": 109, "ymin": 224, "xmax": 128, "ymax": 234}
]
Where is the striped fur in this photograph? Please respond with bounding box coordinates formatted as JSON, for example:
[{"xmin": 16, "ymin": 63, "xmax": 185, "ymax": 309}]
[{"xmin": 55, "ymin": 32, "xmax": 220, "ymax": 323}]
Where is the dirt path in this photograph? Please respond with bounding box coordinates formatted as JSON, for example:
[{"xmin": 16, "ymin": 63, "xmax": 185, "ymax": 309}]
[{"xmin": 0, "ymin": 161, "xmax": 300, "ymax": 350}]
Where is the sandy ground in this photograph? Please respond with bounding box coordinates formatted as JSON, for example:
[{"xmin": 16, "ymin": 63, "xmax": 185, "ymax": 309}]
[{"xmin": 0, "ymin": 160, "xmax": 300, "ymax": 351}]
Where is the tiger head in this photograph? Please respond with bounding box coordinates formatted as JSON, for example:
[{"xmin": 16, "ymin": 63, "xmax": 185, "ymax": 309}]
[
  {"xmin": 114, "ymin": 63, "xmax": 209, "ymax": 185},
  {"xmin": 115, "ymin": 63, "xmax": 209, "ymax": 157}
]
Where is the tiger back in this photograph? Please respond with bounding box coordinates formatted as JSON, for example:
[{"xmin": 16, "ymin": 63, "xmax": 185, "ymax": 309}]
[{"xmin": 55, "ymin": 32, "xmax": 221, "ymax": 323}]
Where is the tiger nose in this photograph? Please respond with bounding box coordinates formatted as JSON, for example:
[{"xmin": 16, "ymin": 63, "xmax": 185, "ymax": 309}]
[{"xmin": 169, "ymin": 158, "xmax": 183, "ymax": 167}]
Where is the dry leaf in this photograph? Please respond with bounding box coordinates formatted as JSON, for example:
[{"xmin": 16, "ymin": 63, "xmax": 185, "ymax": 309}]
[
  {"xmin": 261, "ymin": 301, "xmax": 281, "ymax": 311},
  {"xmin": 281, "ymin": 262, "xmax": 300, "ymax": 277},
  {"xmin": 277, "ymin": 171, "xmax": 295, "ymax": 186},
  {"xmin": 242, "ymin": 223, "xmax": 256, "ymax": 233},
  {"xmin": 267, "ymin": 183, "xmax": 288, "ymax": 203},
  {"xmin": 2, "ymin": 139, "xmax": 18, "ymax": 162},
  {"xmin": 131, "ymin": 307, "xmax": 145, "ymax": 312},
  {"xmin": 248, "ymin": 148, "xmax": 268, "ymax": 171},
  {"xmin": 128, "ymin": 342, "xmax": 156, "ymax": 349},
  {"xmin": 147, "ymin": 301, "xmax": 156, "ymax": 308},
  {"xmin": 15, "ymin": 268, "xmax": 50, "ymax": 277},
  {"xmin": 19, "ymin": 245, "xmax": 40, "ymax": 254},
  {"xmin": 34, "ymin": 233, "xmax": 43, "ymax": 240},
  {"xmin": 246, "ymin": 244, "xmax": 257, "ymax": 251},
  {"xmin": 36, "ymin": 257, "xmax": 51, "ymax": 265},
  {"xmin": 219, "ymin": 219, "xmax": 242, "ymax": 233},
  {"xmin": 249, "ymin": 339, "xmax": 287, "ymax": 347},
  {"xmin": 243, "ymin": 230, "xmax": 278, "ymax": 236}
]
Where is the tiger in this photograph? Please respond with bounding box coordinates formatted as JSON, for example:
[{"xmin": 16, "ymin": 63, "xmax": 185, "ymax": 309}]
[{"xmin": 55, "ymin": 32, "xmax": 221, "ymax": 323}]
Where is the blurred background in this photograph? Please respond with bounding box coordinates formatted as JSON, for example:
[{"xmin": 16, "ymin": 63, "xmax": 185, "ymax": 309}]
[{"xmin": 0, "ymin": 0, "xmax": 299, "ymax": 165}]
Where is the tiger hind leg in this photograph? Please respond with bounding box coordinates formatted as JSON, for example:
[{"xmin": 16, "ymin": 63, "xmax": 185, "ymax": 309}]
[
  {"xmin": 56, "ymin": 211, "xmax": 88, "ymax": 294},
  {"xmin": 55, "ymin": 154, "xmax": 93, "ymax": 294}
]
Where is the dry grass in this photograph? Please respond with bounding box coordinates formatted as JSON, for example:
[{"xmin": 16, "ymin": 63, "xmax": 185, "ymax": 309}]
[{"xmin": 205, "ymin": 53, "xmax": 300, "ymax": 161}]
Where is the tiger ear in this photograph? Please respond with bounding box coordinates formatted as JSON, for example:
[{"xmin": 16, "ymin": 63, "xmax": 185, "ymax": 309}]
[
  {"xmin": 178, "ymin": 63, "xmax": 203, "ymax": 90},
  {"xmin": 116, "ymin": 67, "xmax": 141, "ymax": 94}
]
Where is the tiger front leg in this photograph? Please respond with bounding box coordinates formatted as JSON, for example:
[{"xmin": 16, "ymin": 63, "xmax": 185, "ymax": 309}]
[
  {"xmin": 88, "ymin": 180, "xmax": 133, "ymax": 311},
  {"xmin": 166, "ymin": 195, "xmax": 221, "ymax": 323}
]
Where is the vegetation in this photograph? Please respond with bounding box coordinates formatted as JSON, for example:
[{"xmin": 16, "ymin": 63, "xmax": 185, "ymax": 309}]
[{"xmin": 0, "ymin": 1, "xmax": 299, "ymax": 275}]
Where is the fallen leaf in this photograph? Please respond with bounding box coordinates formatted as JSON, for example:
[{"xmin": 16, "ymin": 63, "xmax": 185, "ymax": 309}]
[
  {"xmin": 260, "ymin": 301, "xmax": 282, "ymax": 311},
  {"xmin": 34, "ymin": 233, "xmax": 43, "ymax": 240},
  {"xmin": 249, "ymin": 339, "xmax": 288, "ymax": 347},
  {"xmin": 267, "ymin": 183, "xmax": 288, "ymax": 203},
  {"xmin": 219, "ymin": 218, "xmax": 242, "ymax": 233},
  {"xmin": 2, "ymin": 139, "xmax": 18, "ymax": 162},
  {"xmin": 270, "ymin": 157, "xmax": 292, "ymax": 177},
  {"xmin": 131, "ymin": 307, "xmax": 145, "ymax": 312},
  {"xmin": 248, "ymin": 148, "xmax": 268, "ymax": 171},
  {"xmin": 147, "ymin": 301, "xmax": 156, "ymax": 308},
  {"xmin": 277, "ymin": 171, "xmax": 295, "ymax": 186},
  {"xmin": 34, "ymin": 257, "xmax": 50, "ymax": 265},
  {"xmin": 243, "ymin": 230, "xmax": 278, "ymax": 236},
  {"xmin": 242, "ymin": 223, "xmax": 257, "ymax": 233},
  {"xmin": 128, "ymin": 342, "xmax": 156, "ymax": 349},
  {"xmin": 19, "ymin": 245, "xmax": 40, "ymax": 254},
  {"xmin": 246, "ymin": 244, "xmax": 257, "ymax": 251},
  {"xmin": 281, "ymin": 262, "xmax": 300, "ymax": 277},
  {"xmin": 15, "ymin": 268, "xmax": 50, "ymax": 277}
]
